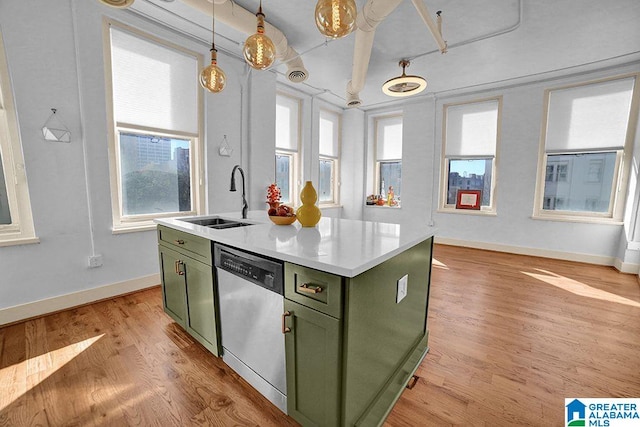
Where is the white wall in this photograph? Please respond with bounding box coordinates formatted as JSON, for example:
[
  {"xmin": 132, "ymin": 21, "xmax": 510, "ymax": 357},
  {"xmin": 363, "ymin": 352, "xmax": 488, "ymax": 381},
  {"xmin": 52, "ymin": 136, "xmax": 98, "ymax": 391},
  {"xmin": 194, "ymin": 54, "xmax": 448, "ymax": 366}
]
[
  {"xmin": 361, "ymin": 62, "xmax": 640, "ymax": 268},
  {"xmin": 0, "ymin": 0, "xmax": 271, "ymax": 316}
]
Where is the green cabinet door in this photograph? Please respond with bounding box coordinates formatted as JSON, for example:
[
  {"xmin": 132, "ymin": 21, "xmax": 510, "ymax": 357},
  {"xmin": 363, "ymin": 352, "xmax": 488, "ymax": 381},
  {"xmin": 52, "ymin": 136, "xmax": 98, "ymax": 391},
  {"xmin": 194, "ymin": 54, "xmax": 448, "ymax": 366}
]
[
  {"xmin": 159, "ymin": 245, "xmax": 187, "ymax": 327},
  {"xmin": 284, "ymin": 299, "xmax": 342, "ymax": 427},
  {"xmin": 183, "ymin": 256, "xmax": 220, "ymax": 356}
]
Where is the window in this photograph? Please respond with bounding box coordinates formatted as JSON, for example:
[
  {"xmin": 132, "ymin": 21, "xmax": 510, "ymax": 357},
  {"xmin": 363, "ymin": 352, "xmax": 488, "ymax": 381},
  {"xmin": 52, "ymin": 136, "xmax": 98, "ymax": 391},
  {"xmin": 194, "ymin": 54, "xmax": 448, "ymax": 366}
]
[
  {"xmin": 374, "ymin": 115, "xmax": 402, "ymax": 206},
  {"xmin": 0, "ymin": 30, "xmax": 37, "ymax": 245},
  {"xmin": 275, "ymin": 93, "xmax": 300, "ymax": 204},
  {"xmin": 534, "ymin": 75, "xmax": 637, "ymax": 221},
  {"xmin": 441, "ymin": 98, "xmax": 501, "ymax": 213},
  {"xmin": 318, "ymin": 109, "xmax": 340, "ymax": 204},
  {"xmin": 106, "ymin": 23, "xmax": 203, "ymax": 231}
]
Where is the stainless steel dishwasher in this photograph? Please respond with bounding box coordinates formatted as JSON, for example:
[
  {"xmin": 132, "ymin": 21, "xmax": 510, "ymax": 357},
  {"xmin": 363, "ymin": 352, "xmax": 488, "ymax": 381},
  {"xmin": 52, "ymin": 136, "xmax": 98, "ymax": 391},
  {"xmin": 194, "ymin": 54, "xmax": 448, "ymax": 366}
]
[{"xmin": 213, "ymin": 244, "xmax": 287, "ymax": 413}]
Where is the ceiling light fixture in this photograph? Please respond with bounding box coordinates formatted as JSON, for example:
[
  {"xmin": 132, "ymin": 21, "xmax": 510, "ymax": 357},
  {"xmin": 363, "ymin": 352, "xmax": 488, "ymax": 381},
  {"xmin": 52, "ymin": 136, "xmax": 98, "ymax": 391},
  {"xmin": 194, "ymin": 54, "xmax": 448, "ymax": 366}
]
[
  {"xmin": 315, "ymin": 0, "xmax": 357, "ymax": 39},
  {"xmin": 382, "ymin": 60, "xmax": 427, "ymax": 98},
  {"xmin": 243, "ymin": 0, "xmax": 276, "ymax": 70},
  {"xmin": 199, "ymin": 0, "xmax": 226, "ymax": 93},
  {"xmin": 98, "ymin": 0, "xmax": 135, "ymax": 8}
]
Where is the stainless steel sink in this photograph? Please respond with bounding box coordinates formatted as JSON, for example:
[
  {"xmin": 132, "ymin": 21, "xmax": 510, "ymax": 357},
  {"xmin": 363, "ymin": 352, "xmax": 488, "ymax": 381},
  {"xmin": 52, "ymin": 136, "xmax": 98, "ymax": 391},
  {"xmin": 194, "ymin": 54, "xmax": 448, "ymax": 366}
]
[{"xmin": 179, "ymin": 217, "xmax": 254, "ymax": 230}]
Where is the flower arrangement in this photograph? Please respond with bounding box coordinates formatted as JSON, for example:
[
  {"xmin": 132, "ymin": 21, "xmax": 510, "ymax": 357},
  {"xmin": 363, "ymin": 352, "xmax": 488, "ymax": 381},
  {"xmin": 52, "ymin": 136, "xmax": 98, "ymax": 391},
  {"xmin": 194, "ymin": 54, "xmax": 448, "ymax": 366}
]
[
  {"xmin": 267, "ymin": 183, "xmax": 281, "ymax": 207},
  {"xmin": 266, "ymin": 184, "xmax": 295, "ymax": 220}
]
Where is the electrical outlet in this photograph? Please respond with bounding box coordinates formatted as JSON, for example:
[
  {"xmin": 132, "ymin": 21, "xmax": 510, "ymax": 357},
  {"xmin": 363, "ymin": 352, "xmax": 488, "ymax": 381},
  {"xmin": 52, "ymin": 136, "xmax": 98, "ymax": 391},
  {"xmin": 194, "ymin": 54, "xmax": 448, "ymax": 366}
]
[
  {"xmin": 396, "ymin": 274, "xmax": 408, "ymax": 303},
  {"xmin": 88, "ymin": 254, "xmax": 103, "ymax": 268}
]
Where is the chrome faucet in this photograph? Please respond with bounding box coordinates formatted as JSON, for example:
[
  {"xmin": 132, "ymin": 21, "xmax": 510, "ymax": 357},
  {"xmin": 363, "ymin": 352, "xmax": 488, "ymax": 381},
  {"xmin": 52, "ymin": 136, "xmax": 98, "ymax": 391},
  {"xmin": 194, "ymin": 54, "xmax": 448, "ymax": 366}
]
[{"xmin": 230, "ymin": 165, "xmax": 248, "ymax": 219}]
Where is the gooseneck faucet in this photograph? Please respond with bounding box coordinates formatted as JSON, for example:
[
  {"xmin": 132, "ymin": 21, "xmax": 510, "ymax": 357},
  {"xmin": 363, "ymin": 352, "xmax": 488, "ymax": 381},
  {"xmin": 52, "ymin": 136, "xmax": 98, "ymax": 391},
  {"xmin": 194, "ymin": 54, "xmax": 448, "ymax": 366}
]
[{"xmin": 230, "ymin": 165, "xmax": 248, "ymax": 219}]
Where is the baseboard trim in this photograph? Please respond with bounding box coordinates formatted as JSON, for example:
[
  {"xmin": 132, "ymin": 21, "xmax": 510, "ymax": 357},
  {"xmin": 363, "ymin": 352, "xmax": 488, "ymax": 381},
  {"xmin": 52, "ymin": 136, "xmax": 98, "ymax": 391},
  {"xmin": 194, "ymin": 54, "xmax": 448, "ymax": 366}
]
[
  {"xmin": 0, "ymin": 274, "xmax": 161, "ymax": 326},
  {"xmin": 434, "ymin": 237, "xmax": 635, "ymax": 273}
]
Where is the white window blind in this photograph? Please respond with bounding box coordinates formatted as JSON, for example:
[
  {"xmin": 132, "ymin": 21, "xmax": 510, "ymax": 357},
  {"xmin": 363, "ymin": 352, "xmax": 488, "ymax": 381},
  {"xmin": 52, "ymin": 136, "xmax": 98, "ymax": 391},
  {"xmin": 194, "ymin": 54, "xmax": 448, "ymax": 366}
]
[
  {"xmin": 319, "ymin": 110, "xmax": 339, "ymax": 157},
  {"xmin": 545, "ymin": 77, "xmax": 635, "ymax": 153},
  {"xmin": 276, "ymin": 94, "xmax": 299, "ymax": 150},
  {"xmin": 445, "ymin": 100, "xmax": 498, "ymax": 158},
  {"xmin": 110, "ymin": 27, "xmax": 198, "ymax": 134},
  {"xmin": 376, "ymin": 116, "xmax": 402, "ymax": 161}
]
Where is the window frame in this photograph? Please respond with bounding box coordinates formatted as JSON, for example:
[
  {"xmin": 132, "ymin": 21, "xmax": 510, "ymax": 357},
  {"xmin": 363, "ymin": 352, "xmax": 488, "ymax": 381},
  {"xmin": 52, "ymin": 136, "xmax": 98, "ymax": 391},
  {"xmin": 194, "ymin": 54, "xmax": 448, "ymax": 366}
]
[
  {"xmin": 104, "ymin": 20, "xmax": 205, "ymax": 233},
  {"xmin": 318, "ymin": 108, "xmax": 341, "ymax": 206},
  {"xmin": 532, "ymin": 73, "xmax": 639, "ymax": 223},
  {"xmin": 373, "ymin": 114, "xmax": 403, "ymax": 207},
  {"xmin": 439, "ymin": 96, "xmax": 502, "ymax": 215},
  {"xmin": 0, "ymin": 29, "xmax": 37, "ymax": 246},
  {"xmin": 275, "ymin": 92, "xmax": 301, "ymax": 206}
]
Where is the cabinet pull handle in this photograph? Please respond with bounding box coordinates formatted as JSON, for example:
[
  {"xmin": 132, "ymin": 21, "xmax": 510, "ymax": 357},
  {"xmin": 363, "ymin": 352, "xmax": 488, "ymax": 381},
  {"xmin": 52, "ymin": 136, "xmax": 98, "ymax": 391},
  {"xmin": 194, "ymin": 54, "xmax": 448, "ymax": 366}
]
[
  {"xmin": 406, "ymin": 375, "xmax": 420, "ymax": 390},
  {"xmin": 175, "ymin": 260, "xmax": 185, "ymax": 276},
  {"xmin": 174, "ymin": 239, "xmax": 185, "ymax": 245},
  {"xmin": 282, "ymin": 311, "xmax": 291, "ymax": 334},
  {"xmin": 298, "ymin": 283, "xmax": 323, "ymax": 294}
]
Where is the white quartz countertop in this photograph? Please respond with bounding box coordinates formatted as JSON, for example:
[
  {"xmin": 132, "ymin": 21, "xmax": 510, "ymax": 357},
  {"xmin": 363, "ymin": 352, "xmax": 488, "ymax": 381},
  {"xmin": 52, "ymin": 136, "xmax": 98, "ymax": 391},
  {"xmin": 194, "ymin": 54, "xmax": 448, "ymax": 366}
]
[{"xmin": 156, "ymin": 211, "xmax": 436, "ymax": 278}]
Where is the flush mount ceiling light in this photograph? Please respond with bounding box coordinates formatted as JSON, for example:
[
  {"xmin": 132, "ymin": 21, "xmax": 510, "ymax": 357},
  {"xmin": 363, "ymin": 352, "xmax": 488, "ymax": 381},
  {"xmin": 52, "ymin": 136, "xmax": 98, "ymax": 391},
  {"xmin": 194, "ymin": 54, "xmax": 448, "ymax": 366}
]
[
  {"xmin": 199, "ymin": 0, "xmax": 226, "ymax": 92},
  {"xmin": 315, "ymin": 0, "xmax": 357, "ymax": 39},
  {"xmin": 243, "ymin": 0, "xmax": 276, "ymax": 70},
  {"xmin": 382, "ymin": 60, "xmax": 427, "ymax": 98},
  {"xmin": 98, "ymin": 0, "xmax": 135, "ymax": 8}
]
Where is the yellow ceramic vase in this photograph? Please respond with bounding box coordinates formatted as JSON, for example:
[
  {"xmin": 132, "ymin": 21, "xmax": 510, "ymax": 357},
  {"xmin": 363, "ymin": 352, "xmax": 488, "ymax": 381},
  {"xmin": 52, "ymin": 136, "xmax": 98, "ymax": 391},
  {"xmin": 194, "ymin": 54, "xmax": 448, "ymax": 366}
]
[{"xmin": 296, "ymin": 181, "xmax": 322, "ymax": 227}]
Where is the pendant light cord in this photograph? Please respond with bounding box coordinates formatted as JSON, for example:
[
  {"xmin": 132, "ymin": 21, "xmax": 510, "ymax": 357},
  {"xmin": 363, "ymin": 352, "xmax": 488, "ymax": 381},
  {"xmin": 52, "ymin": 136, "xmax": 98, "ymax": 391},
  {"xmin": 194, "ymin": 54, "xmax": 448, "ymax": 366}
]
[{"xmin": 211, "ymin": 0, "xmax": 215, "ymax": 52}]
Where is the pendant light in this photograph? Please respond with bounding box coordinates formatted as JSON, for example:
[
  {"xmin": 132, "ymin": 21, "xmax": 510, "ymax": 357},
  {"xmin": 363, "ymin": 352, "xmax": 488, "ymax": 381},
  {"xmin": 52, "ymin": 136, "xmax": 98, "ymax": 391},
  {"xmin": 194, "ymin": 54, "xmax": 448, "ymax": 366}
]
[
  {"xmin": 315, "ymin": 0, "xmax": 357, "ymax": 39},
  {"xmin": 243, "ymin": 0, "xmax": 276, "ymax": 70},
  {"xmin": 200, "ymin": 0, "xmax": 226, "ymax": 93},
  {"xmin": 382, "ymin": 60, "xmax": 427, "ymax": 98},
  {"xmin": 98, "ymin": 0, "xmax": 135, "ymax": 8}
]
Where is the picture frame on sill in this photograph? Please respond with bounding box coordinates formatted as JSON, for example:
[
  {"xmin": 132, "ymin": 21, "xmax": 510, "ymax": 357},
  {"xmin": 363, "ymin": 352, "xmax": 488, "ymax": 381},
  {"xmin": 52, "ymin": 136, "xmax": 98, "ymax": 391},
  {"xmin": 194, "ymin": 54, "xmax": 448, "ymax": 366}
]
[{"xmin": 456, "ymin": 189, "xmax": 482, "ymax": 210}]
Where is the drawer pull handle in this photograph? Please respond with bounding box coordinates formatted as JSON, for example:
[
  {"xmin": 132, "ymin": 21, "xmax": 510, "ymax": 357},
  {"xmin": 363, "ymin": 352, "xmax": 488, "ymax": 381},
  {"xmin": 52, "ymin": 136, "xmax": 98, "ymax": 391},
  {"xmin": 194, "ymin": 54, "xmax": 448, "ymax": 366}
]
[
  {"xmin": 406, "ymin": 375, "xmax": 420, "ymax": 390},
  {"xmin": 175, "ymin": 260, "xmax": 185, "ymax": 276},
  {"xmin": 174, "ymin": 239, "xmax": 185, "ymax": 245},
  {"xmin": 282, "ymin": 311, "xmax": 291, "ymax": 334},
  {"xmin": 299, "ymin": 283, "xmax": 323, "ymax": 294}
]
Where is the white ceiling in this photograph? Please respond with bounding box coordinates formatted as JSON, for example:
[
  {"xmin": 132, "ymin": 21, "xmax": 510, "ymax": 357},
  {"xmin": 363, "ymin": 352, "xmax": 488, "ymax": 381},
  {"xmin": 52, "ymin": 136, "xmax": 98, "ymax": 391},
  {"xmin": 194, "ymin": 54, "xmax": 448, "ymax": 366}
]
[{"xmin": 130, "ymin": 0, "xmax": 640, "ymax": 109}]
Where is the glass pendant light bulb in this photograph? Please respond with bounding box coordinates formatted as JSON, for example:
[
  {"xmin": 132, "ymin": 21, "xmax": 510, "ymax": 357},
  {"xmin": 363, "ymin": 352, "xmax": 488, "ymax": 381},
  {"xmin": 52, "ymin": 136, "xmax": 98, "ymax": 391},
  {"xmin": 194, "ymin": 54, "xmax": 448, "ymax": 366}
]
[
  {"xmin": 243, "ymin": 2, "xmax": 276, "ymax": 70},
  {"xmin": 200, "ymin": 48, "xmax": 226, "ymax": 93},
  {"xmin": 200, "ymin": 0, "xmax": 225, "ymax": 93},
  {"xmin": 315, "ymin": 0, "xmax": 357, "ymax": 39}
]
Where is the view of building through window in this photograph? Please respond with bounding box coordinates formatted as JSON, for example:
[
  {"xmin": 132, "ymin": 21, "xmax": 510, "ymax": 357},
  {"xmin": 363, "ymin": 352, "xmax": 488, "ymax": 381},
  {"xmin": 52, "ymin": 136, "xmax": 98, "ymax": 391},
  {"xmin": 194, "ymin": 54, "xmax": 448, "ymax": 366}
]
[
  {"xmin": 543, "ymin": 152, "xmax": 616, "ymax": 213},
  {"xmin": 319, "ymin": 158, "xmax": 333, "ymax": 202},
  {"xmin": 275, "ymin": 153, "xmax": 292, "ymax": 203},
  {"xmin": 446, "ymin": 159, "xmax": 492, "ymax": 206},
  {"xmin": 379, "ymin": 161, "xmax": 401, "ymax": 201},
  {"xmin": 119, "ymin": 132, "xmax": 191, "ymax": 216}
]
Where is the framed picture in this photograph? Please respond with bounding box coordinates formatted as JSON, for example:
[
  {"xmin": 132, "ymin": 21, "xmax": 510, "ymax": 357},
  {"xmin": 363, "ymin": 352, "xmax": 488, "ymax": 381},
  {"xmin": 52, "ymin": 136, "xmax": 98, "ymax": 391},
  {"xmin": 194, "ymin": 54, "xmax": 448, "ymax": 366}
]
[{"xmin": 456, "ymin": 189, "xmax": 482, "ymax": 210}]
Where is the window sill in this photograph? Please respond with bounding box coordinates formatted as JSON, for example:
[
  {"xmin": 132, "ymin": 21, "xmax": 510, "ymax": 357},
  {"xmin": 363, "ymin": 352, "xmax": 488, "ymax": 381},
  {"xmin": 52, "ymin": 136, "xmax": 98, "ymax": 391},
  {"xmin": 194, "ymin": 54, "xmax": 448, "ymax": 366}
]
[
  {"xmin": 531, "ymin": 213, "xmax": 623, "ymax": 225},
  {"xmin": 365, "ymin": 204, "xmax": 401, "ymax": 209},
  {"xmin": 112, "ymin": 222, "xmax": 158, "ymax": 234},
  {"xmin": 437, "ymin": 208, "xmax": 496, "ymax": 216},
  {"xmin": 0, "ymin": 236, "xmax": 40, "ymax": 248},
  {"xmin": 319, "ymin": 204, "xmax": 342, "ymax": 210}
]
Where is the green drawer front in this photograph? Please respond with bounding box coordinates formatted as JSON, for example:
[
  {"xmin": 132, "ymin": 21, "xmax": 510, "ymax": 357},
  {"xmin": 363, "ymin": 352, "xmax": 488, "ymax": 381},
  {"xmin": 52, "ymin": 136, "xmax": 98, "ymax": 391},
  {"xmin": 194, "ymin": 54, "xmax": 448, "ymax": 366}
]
[
  {"xmin": 158, "ymin": 225, "xmax": 212, "ymax": 265},
  {"xmin": 284, "ymin": 263, "xmax": 343, "ymax": 319}
]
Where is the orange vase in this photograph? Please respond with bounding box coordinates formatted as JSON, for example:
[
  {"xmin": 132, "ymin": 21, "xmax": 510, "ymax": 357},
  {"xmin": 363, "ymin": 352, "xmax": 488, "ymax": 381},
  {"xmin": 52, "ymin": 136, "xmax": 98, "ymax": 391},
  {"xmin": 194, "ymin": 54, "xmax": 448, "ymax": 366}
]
[{"xmin": 296, "ymin": 181, "xmax": 322, "ymax": 227}]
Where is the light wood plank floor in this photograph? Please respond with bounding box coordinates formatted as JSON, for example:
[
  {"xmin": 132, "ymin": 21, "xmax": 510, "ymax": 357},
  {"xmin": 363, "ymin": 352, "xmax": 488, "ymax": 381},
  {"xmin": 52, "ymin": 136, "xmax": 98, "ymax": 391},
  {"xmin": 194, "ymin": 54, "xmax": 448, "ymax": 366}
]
[{"xmin": 1, "ymin": 244, "xmax": 639, "ymax": 426}]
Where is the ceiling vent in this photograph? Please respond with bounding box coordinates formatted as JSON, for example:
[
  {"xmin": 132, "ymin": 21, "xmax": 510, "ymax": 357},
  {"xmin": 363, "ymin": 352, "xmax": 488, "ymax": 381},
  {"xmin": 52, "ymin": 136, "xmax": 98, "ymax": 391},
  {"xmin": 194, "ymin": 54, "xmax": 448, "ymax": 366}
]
[
  {"xmin": 346, "ymin": 92, "xmax": 362, "ymax": 108},
  {"xmin": 287, "ymin": 68, "xmax": 308, "ymax": 83}
]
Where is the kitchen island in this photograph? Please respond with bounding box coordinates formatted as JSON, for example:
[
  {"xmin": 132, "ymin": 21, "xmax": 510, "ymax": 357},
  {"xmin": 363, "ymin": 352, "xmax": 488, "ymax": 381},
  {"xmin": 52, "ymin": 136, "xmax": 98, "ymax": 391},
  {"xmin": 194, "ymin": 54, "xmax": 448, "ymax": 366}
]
[{"xmin": 156, "ymin": 213, "xmax": 435, "ymax": 427}]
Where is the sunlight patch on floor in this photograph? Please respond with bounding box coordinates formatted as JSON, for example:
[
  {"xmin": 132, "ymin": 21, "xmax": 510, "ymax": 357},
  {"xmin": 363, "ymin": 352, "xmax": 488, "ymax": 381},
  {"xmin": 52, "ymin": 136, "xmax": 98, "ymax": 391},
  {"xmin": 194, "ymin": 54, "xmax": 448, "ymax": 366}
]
[
  {"xmin": 0, "ymin": 334, "xmax": 104, "ymax": 411},
  {"xmin": 433, "ymin": 258, "xmax": 449, "ymax": 270},
  {"xmin": 522, "ymin": 269, "xmax": 640, "ymax": 308}
]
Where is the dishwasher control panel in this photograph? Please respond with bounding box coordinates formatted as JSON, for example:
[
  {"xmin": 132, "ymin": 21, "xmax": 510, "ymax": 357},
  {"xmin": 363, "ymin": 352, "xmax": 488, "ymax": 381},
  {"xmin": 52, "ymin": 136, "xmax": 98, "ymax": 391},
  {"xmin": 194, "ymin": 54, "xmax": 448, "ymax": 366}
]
[{"xmin": 214, "ymin": 244, "xmax": 284, "ymax": 295}]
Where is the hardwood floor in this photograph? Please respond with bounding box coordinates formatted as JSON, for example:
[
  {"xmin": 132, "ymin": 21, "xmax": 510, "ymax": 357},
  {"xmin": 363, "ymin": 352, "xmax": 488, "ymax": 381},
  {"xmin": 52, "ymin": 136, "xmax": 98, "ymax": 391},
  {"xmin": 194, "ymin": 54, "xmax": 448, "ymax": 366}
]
[{"xmin": 1, "ymin": 244, "xmax": 639, "ymax": 426}]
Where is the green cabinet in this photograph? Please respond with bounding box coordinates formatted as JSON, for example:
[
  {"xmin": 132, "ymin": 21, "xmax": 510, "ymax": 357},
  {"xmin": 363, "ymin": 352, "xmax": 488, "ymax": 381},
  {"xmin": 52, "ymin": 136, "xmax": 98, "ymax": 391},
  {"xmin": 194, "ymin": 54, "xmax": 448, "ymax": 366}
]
[
  {"xmin": 284, "ymin": 299, "xmax": 342, "ymax": 427},
  {"xmin": 158, "ymin": 226, "xmax": 220, "ymax": 356},
  {"xmin": 284, "ymin": 238, "xmax": 433, "ymax": 427}
]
